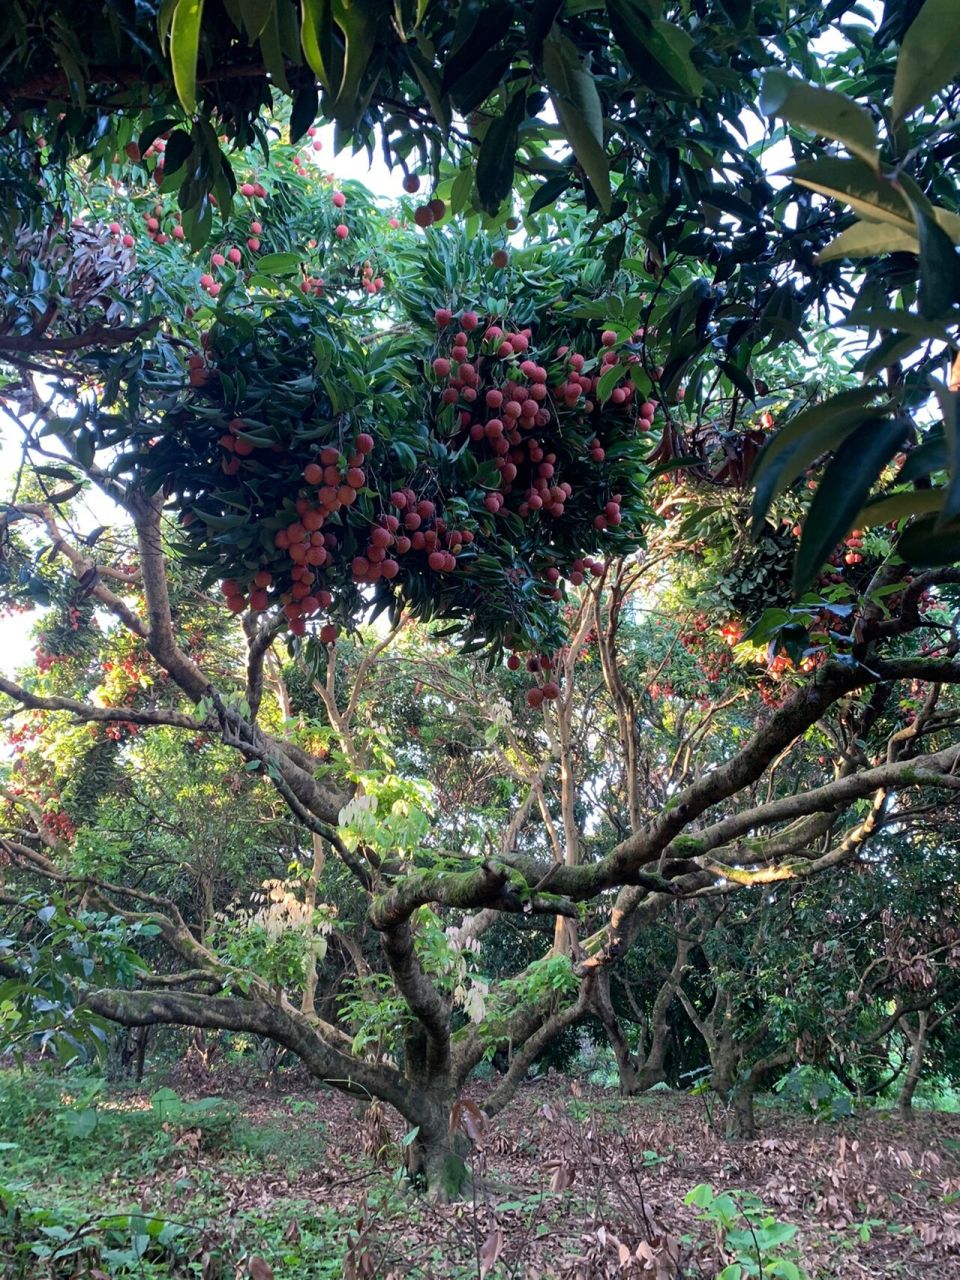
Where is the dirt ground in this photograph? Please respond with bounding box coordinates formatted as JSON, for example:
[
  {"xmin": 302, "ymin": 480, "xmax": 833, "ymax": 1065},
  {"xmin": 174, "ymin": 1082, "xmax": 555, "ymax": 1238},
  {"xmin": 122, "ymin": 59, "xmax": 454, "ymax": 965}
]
[{"xmin": 134, "ymin": 1066, "xmax": 960, "ymax": 1278}]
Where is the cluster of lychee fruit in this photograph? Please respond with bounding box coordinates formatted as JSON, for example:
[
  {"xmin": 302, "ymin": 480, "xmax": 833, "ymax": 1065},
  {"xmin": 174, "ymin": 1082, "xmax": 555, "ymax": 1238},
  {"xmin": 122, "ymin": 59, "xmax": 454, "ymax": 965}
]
[
  {"xmin": 186, "ymin": 296, "xmax": 658, "ymax": 696},
  {"xmin": 106, "ymin": 169, "xmax": 269, "ymax": 286},
  {"xmin": 197, "ymin": 246, "xmax": 244, "ymax": 298},
  {"xmin": 841, "ymin": 528, "xmax": 865, "ymax": 566},
  {"xmin": 427, "ymin": 308, "xmax": 656, "ymax": 536},
  {"xmin": 402, "ymin": 174, "xmax": 448, "ymax": 228},
  {"xmin": 213, "ymin": 420, "xmax": 484, "ymax": 635},
  {"xmin": 212, "ymin": 429, "xmax": 391, "ymax": 634},
  {"xmin": 503, "ymin": 650, "xmax": 566, "ymax": 707},
  {"xmin": 292, "ymin": 126, "xmax": 324, "ymax": 176}
]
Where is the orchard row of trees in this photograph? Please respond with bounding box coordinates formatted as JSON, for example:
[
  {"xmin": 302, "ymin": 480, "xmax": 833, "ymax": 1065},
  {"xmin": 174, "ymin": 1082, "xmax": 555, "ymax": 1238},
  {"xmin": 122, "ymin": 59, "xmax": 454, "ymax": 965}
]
[
  {"xmin": 5, "ymin": 475, "xmax": 960, "ymax": 1186},
  {"xmin": 1, "ymin": 0, "xmax": 960, "ymax": 1196},
  {"xmin": 3, "ymin": 507, "xmax": 959, "ymax": 1156}
]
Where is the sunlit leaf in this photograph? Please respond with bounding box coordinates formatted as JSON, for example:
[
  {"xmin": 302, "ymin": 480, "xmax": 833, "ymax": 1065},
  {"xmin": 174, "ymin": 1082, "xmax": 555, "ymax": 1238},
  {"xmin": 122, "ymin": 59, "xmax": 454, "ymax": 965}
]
[
  {"xmin": 760, "ymin": 71, "xmax": 879, "ymax": 167},
  {"xmin": 893, "ymin": 0, "xmax": 960, "ymax": 123},
  {"xmin": 169, "ymin": 0, "xmax": 204, "ymax": 115},
  {"xmin": 817, "ymin": 220, "xmax": 919, "ymax": 263}
]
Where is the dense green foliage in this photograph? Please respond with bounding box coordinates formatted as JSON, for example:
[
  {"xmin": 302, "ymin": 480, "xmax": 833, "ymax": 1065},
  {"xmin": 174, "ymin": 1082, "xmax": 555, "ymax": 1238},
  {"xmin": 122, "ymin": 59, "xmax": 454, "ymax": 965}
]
[
  {"xmin": 6, "ymin": 1, "xmax": 960, "ymax": 588},
  {"xmin": 4, "ymin": 5, "xmax": 960, "ymax": 1256}
]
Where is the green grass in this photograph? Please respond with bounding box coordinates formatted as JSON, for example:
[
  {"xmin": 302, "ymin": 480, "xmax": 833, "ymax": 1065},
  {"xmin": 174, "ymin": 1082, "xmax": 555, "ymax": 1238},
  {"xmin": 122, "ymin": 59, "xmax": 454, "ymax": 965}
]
[
  {"xmin": 0, "ymin": 1068, "xmax": 387, "ymax": 1278},
  {"xmin": 908, "ymin": 1077, "xmax": 960, "ymax": 1113}
]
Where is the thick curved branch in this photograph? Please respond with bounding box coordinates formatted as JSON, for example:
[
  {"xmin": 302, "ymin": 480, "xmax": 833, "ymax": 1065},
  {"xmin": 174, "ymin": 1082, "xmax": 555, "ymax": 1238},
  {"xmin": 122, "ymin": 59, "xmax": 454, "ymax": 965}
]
[
  {"xmin": 129, "ymin": 491, "xmax": 209, "ymax": 700},
  {"xmin": 83, "ymin": 988, "xmax": 418, "ymax": 1117},
  {"xmin": 870, "ymin": 569, "xmax": 960, "ymax": 638},
  {"xmin": 0, "ymin": 321, "xmax": 159, "ymax": 353},
  {"xmin": 140, "ymin": 969, "xmax": 225, "ymax": 990},
  {"xmin": 242, "ymin": 614, "xmax": 285, "ymax": 721},
  {"xmin": 0, "ymin": 675, "xmax": 208, "ymax": 730},
  {"xmin": 571, "ymin": 656, "xmax": 960, "ymax": 895},
  {"xmin": 608, "ymin": 663, "xmax": 869, "ymax": 876},
  {"xmin": 379, "ymin": 920, "xmax": 451, "ymax": 1076},
  {"xmin": 368, "ymin": 859, "xmax": 580, "ymax": 931},
  {"xmin": 294, "ymin": 680, "xmax": 960, "ymax": 938},
  {"xmin": 482, "ymin": 982, "xmax": 591, "ymax": 1117},
  {"xmin": 681, "ymin": 741, "xmax": 960, "ymax": 865},
  {"xmin": 126, "ymin": 492, "xmax": 352, "ymax": 827}
]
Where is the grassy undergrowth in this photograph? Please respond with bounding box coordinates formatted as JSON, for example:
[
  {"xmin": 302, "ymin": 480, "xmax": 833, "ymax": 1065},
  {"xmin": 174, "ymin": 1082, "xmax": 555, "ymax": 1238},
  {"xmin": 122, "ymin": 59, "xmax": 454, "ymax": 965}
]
[
  {"xmin": 0, "ymin": 1069, "xmax": 386, "ymax": 1278},
  {"xmin": 2, "ymin": 1066, "xmax": 954, "ymax": 1278}
]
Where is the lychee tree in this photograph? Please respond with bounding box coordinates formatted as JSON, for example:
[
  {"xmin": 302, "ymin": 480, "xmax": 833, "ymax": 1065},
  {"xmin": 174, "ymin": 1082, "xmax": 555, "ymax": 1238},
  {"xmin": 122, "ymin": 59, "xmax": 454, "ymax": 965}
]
[
  {"xmin": 2, "ymin": 135, "xmax": 848, "ymax": 660},
  {"xmin": 131, "ymin": 229, "xmax": 668, "ymax": 656},
  {"xmin": 5, "ymin": 226, "xmax": 960, "ymax": 1194},
  {"xmin": 7, "ymin": 9, "xmax": 960, "ymax": 1193},
  {"xmin": 7, "ymin": 444, "xmax": 960, "ymax": 1193},
  {"xmin": 2, "ymin": 140, "xmax": 681, "ymax": 654}
]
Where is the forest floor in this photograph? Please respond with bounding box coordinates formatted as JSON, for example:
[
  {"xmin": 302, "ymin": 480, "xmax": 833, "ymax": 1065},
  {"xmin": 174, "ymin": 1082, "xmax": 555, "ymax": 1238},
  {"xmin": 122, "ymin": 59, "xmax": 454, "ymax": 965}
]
[{"xmin": 1, "ymin": 1063, "xmax": 958, "ymax": 1278}]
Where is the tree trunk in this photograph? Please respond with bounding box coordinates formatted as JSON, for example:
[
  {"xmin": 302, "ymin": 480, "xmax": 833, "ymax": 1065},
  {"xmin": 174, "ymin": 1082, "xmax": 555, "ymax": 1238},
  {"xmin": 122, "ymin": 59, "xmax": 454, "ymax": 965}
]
[
  {"xmin": 552, "ymin": 672, "xmax": 582, "ymax": 957},
  {"xmin": 709, "ymin": 1044, "xmax": 736, "ymax": 1105},
  {"xmin": 898, "ymin": 1011, "xmax": 929, "ymax": 1119},
  {"xmin": 592, "ymin": 969, "xmax": 639, "ymax": 1093},
  {"xmin": 85, "ymin": 984, "xmax": 475, "ymax": 1195},
  {"xmin": 300, "ymin": 833, "xmax": 325, "ymax": 1017},
  {"xmin": 703, "ymin": 1006, "xmax": 746, "ymax": 1132},
  {"xmin": 730, "ymin": 1078, "xmax": 757, "ymax": 1139},
  {"xmin": 593, "ymin": 937, "xmax": 689, "ymax": 1095},
  {"xmin": 609, "ymin": 1022, "xmax": 643, "ymax": 1094},
  {"xmin": 727, "ymin": 1047, "xmax": 793, "ymax": 1139},
  {"xmin": 634, "ymin": 936, "xmax": 691, "ymax": 1091},
  {"xmin": 635, "ymin": 1024, "xmax": 670, "ymax": 1092},
  {"xmin": 677, "ymin": 981, "xmax": 738, "ymax": 1125},
  {"xmin": 191, "ymin": 1026, "xmax": 211, "ymax": 1068},
  {"xmin": 404, "ymin": 1093, "xmax": 469, "ymax": 1201},
  {"xmin": 706, "ymin": 1040, "xmax": 755, "ymax": 1139},
  {"xmin": 118, "ymin": 1025, "xmax": 150, "ymax": 1080},
  {"xmin": 134, "ymin": 1025, "xmax": 149, "ymax": 1081}
]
